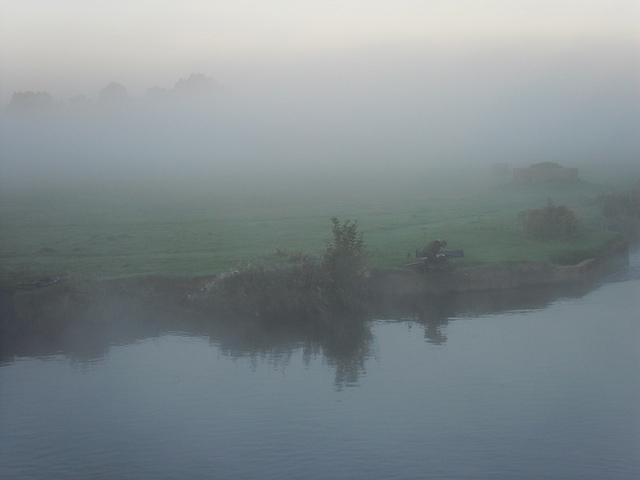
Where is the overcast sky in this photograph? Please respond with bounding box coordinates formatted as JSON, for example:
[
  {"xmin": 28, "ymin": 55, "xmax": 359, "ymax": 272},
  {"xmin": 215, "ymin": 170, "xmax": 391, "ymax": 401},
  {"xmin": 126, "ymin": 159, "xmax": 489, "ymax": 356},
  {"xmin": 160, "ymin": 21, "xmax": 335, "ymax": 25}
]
[{"xmin": 1, "ymin": 0, "xmax": 639, "ymax": 100}]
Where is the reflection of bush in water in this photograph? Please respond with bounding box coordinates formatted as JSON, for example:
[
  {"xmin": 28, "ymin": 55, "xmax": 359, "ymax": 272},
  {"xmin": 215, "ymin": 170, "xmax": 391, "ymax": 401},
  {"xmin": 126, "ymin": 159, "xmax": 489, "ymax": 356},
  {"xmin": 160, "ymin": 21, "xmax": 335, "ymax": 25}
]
[
  {"xmin": 203, "ymin": 312, "xmax": 372, "ymax": 388},
  {"xmin": 311, "ymin": 316, "xmax": 372, "ymax": 388}
]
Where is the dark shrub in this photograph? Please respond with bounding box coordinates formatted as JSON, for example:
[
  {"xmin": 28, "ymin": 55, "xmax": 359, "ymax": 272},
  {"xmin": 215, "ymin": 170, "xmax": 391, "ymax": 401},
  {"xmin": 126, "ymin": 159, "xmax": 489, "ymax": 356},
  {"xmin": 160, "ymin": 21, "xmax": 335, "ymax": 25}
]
[
  {"xmin": 519, "ymin": 201, "xmax": 578, "ymax": 240},
  {"xmin": 322, "ymin": 218, "xmax": 368, "ymax": 310},
  {"xmin": 213, "ymin": 218, "xmax": 369, "ymax": 321},
  {"xmin": 213, "ymin": 257, "xmax": 328, "ymax": 322}
]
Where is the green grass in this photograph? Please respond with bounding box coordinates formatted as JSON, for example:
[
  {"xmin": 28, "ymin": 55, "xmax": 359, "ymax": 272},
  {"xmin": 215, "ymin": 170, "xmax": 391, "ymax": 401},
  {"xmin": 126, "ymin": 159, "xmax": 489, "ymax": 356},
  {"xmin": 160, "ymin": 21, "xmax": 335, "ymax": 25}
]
[{"xmin": 0, "ymin": 176, "xmax": 619, "ymax": 283}]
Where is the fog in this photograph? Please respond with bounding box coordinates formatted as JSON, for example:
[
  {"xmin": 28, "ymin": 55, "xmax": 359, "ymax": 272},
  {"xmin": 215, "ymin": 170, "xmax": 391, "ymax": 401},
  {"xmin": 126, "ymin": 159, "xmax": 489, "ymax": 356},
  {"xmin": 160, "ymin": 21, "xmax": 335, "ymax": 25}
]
[
  {"xmin": 2, "ymin": 38, "xmax": 639, "ymax": 193},
  {"xmin": 2, "ymin": 4, "xmax": 640, "ymax": 479}
]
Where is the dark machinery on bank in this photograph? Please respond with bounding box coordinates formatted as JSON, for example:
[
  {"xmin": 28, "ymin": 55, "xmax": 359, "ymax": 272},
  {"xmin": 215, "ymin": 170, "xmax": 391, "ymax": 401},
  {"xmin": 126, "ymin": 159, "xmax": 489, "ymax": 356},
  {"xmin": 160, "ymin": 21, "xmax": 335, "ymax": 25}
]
[{"xmin": 406, "ymin": 240, "xmax": 464, "ymax": 272}]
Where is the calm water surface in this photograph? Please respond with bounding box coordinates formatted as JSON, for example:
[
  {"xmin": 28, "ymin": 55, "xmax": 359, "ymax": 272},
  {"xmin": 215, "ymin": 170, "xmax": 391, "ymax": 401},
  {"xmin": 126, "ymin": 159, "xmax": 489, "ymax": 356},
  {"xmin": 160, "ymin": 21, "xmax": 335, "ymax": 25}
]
[{"xmin": 1, "ymin": 260, "xmax": 639, "ymax": 479}]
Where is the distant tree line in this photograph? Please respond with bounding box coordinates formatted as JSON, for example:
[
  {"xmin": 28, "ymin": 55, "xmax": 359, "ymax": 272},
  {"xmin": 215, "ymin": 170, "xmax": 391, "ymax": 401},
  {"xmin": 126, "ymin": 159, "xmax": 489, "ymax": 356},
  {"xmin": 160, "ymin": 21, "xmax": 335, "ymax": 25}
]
[
  {"xmin": 7, "ymin": 91, "xmax": 53, "ymax": 112},
  {"xmin": 5, "ymin": 73, "xmax": 220, "ymax": 111}
]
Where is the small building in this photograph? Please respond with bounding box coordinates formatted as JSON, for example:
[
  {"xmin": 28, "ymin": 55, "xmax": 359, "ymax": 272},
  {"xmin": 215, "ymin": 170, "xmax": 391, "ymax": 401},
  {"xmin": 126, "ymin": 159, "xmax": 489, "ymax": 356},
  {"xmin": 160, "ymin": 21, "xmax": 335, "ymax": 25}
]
[{"xmin": 513, "ymin": 162, "xmax": 579, "ymax": 184}]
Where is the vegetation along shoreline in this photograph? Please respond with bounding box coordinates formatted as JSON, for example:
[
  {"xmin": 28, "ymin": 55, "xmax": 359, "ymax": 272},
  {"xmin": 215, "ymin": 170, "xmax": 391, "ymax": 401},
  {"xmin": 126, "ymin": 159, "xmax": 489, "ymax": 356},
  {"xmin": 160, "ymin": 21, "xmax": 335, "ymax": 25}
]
[{"xmin": 2, "ymin": 178, "xmax": 639, "ymax": 338}]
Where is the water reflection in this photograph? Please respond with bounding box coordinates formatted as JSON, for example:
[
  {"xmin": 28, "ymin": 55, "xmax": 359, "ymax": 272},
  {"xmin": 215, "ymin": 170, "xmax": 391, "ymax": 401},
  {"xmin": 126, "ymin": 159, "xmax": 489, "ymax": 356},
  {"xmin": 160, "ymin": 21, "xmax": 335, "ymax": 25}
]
[
  {"xmin": 1, "ymin": 272, "xmax": 615, "ymax": 387},
  {"xmin": 0, "ymin": 297, "xmax": 374, "ymax": 388},
  {"xmin": 197, "ymin": 315, "xmax": 372, "ymax": 388},
  {"xmin": 373, "ymin": 281, "xmax": 599, "ymax": 344}
]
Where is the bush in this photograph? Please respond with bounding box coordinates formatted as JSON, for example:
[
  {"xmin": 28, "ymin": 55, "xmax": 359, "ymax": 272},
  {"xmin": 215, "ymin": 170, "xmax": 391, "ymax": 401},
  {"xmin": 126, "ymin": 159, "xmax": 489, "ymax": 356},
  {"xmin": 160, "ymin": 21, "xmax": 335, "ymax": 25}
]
[
  {"xmin": 214, "ymin": 258, "xmax": 329, "ymax": 321},
  {"xmin": 519, "ymin": 201, "xmax": 578, "ymax": 240},
  {"xmin": 322, "ymin": 218, "xmax": 368, "ymax": 310},
  {"xmin": 213, "ymin": 217, "xmax": 369, "ymax": 321}
]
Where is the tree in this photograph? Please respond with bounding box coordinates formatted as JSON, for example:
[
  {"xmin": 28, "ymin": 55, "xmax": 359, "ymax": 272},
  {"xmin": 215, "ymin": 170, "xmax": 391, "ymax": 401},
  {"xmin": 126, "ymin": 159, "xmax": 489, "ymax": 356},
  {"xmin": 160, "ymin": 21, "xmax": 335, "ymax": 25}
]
[
  {"xmin": 99, "ymin": 82, "xmax": 129, "ymax": 103},
  {"xmin": 173, "ymin": 73, "xmax": 220, "ymax": 96}
]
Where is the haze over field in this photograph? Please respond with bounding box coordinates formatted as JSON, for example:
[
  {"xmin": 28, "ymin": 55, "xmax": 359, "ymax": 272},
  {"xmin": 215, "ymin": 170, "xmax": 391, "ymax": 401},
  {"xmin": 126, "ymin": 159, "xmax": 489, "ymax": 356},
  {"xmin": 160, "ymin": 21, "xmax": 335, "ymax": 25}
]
[{"xmin": 1, "ymin": 1, "xmax": 639, "ymax": 191}]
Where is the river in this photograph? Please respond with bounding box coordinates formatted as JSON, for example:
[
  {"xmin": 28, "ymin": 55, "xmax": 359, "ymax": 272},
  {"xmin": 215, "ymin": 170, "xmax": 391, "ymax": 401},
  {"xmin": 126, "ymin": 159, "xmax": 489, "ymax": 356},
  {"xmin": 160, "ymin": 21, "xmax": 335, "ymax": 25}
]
[{"xmin": 1, "ymin": 253, "xmax": 639, "ymax": 479}]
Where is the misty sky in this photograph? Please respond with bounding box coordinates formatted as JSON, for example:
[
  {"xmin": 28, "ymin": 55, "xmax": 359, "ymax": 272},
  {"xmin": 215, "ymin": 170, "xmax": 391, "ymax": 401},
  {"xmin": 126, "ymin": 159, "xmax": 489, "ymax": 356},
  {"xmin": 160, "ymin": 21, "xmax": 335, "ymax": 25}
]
[
  {"xmin": 1, "ymin": 1, "xmax": 639, "ymax": 100},
  {"xmin": 1, "ymin": 1, "xmax": 639, "ymax": 189}
]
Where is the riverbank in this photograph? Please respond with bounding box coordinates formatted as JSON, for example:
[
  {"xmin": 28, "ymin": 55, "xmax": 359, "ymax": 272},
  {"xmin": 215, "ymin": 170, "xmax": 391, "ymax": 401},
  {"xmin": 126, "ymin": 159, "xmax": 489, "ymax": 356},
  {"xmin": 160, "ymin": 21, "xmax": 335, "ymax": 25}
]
[
  {"xmin": 370, "ymin": 238, "xmax": 629, "ymax": 299},
  {"xmin": 1, "ymin": 238, "xmax": 630, "ymax": 341}
]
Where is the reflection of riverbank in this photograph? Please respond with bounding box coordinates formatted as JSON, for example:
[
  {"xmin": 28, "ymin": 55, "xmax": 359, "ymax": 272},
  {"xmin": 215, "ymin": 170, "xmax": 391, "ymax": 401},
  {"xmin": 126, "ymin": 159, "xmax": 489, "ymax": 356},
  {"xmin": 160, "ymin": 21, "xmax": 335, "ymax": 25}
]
[
  {"xmin": 1, "ymin": 250, "xmax": 629, "ymax": 386},
  {"xmin": 0, "ymin": 294, "xmax": 373, "ymax": 388},
  {"xmin": 604, "ymin": 246, "xmax": 640, "ymax": 283},
  {"xmin": 372, "ymin": 280, "xmax": 602, "ymax": 345}
]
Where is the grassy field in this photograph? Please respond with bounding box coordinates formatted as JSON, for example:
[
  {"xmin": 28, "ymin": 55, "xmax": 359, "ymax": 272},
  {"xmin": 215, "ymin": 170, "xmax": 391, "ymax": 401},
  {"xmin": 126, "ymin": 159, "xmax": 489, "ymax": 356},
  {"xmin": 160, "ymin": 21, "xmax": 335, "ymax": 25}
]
[{"xmin": 0, "ymin": 173, "xmax": 619, "ymax": 283}]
